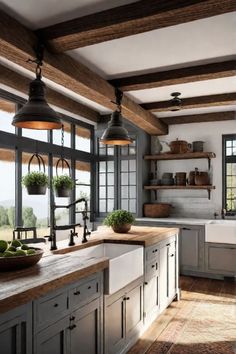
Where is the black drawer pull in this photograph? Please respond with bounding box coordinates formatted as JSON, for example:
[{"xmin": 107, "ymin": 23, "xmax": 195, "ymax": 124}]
[
  {"xmin": 151, "ymin": 264, "xmax": 155, "ymax": 268},
  {"xmin": 166, "ymin": 243, "xmax": 170, "ymax": 247},
  {"xmin": 70, "ymin": 316, "xmax": 75, "ymax": 321},
  {"xmin": 69, "ymin": 324, "xmax": 76, "ymax": 330},
  {"xmin": 88, "ymin": 286, "xmax": 91, "ymax": 289},
  {"xmin": 182, "ymin": 227, "xmax": 191, "ymax": 230},
  {"xmin": 144, "ymin": 282, "xmax": 148, "ymax": 285},
  {"xmin": 74, "ymin": 291, "xmax": 80, "ymax": 295},
  {"xmin": 124, "ymin": 297, "xmax": 130, "ymax": 301},
  {"xmin": 53, "ymin": 303, "xmax": 58, "ymax": 308},
  {"xmin": 170, "ymin": 253, "xmax": 175, "ymax": 257},
  {"xmin": 152, "ymin": 249, "xmax": 158, "ymax": 253}
]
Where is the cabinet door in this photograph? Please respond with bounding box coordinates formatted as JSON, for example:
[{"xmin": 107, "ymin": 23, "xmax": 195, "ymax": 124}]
[
  {"xmin": 104, "ymin": 295, "xmax": 125, "ymax": 354},
  {"xmin": 167, "ymin": 242, "xmax": 176, "ymax": 301},
  {"xmin": 35, "ymin": 316, "xmax": 69, "ymax": 354},
  {"xmin": 0, "ymin": 304, "xmax": 32, "ymax": 354},
  {"xmin": 180, "ymin": 226, "xmax": 205, "ymax": 273},
  {"xmin": 205, "ymin": 243, "xmax": 236, "ymax": 276},
  {"xmin": 159, "ymin": 244, "xmax": 168, "ymax": 312},
  {"xmin": 125, "ymin": 284, "xmax": 143, "ymax": 341},
  {"xmin": 144, "ymin": 275, "xmax": 159, "ymax": 324},
  {"xmin": 70, "ymin": 298, "xmax": 101, "ymax": 354}
]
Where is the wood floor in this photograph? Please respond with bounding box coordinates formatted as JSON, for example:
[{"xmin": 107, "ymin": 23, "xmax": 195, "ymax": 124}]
[{"xmin": 128, "ymin": 276, "xmax": 236, "ymax": 354}]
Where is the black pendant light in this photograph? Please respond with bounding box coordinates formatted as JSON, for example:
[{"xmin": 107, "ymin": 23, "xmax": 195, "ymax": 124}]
[
  {"xmin": 100, "ymin": 89, "xmax": 132, "ymax": 145},
  {"xmin": 12, "ymin": 44, "xmax": 62, "ymax": 130},
  {"xmin": 170, "ymin": 92, "xmax": 182, "ymax": 111}
]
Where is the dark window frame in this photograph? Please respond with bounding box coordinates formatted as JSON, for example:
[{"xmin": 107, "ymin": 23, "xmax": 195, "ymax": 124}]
[{"xmin": 222, "ymin": 134, "xmax": 236, "ymax": 214}]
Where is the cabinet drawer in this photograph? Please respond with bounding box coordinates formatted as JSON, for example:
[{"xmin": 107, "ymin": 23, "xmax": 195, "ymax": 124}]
[
  {"xmin": 145, "ymin": 260, "xmax": 159, "ymax": 278},
  {"xmin": 145, "ymin": 245, "xmax": 159, "ymax": 262},
  {"xmin": 35, "ymin": 291, "xmax": 68, "ymax": 331},
  {"xmin": 69, "ymin": 277, "xmax": 101, "ymax": 310}
]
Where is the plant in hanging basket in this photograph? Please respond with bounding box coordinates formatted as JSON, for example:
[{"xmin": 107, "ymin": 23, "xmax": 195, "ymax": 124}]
[
  {"xmin": 103, "ymin": 209, "xmax": 135, "ymax": 233},
  {"xmin": 22, "ymin": 171, "xmax": 48, "ymax": 195},
  {"xmin": 52, "ymin": 175, "xmax": 74, "ymax": 197}
]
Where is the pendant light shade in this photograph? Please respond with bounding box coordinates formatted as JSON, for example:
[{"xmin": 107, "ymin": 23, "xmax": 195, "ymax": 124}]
[
  {"xmin": 12, "ymin": 77, "xmax": 62, "ymax": 130},
  {"xmin": 100, "ymin": 110, "xmax": 133, "ymax": 145},
  {"xmin": 170, "ymin": 92, "xmax": 182, "ymax": 112},
  {"xmin": 100, "ymin": 89, "xmax": 132, "ymax": 145}
]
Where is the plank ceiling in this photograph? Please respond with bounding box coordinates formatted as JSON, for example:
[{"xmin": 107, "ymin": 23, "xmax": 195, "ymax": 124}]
[{"xmin": 0, "ymin": 0, "xmax": 236, "ymax": 134}]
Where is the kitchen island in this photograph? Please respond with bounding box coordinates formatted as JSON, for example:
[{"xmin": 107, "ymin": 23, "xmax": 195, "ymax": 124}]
[{"xmin": 0, "ymin": 226, "xmax": 179, "ymax": 354}]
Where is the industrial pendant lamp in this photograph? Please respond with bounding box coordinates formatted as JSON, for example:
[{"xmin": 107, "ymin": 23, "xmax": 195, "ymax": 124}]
[
  {"xmin": 170, "ymin": 92, "xmax": 182, "ymax": 111},
  {"xmin": 12, "ymin": 44, "xmax": 62, "ymax": 130},
  {"xmin": 100, "ymin": 89, "xmax": 132, "ymax": 145}
]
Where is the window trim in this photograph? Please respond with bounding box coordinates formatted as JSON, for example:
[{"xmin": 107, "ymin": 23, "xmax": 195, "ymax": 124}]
[{"xmin": 222, "ymin": 134, "xmax": 236, "ymax": 214}]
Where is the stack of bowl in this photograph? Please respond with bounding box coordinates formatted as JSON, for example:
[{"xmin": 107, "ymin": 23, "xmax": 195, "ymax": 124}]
[
  {"xmin": 161, "ymin": 173, "xmax": 174, "ymax": 185},
  {"xmin": 175, "ymin": 172, "xmax": 187, "ymax": 185}
]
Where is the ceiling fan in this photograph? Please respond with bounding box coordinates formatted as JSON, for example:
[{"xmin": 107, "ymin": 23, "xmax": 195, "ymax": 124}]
[{"xmin": 170, "ymin": 92, "xmax": 182, "ymax": 111}]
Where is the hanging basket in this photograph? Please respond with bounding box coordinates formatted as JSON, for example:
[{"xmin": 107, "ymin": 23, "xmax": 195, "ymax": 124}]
[
  {"xmin": 53, "ymin": 158, "xmax": 74, "ymax": 198},
  {"xmin": 22, "ymin": 154, "xmax": 48, "ymax": 195}
]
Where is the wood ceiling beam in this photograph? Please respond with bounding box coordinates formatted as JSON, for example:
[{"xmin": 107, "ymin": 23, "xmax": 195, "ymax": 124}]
[
  {"xmin": 110, "ymin": 60, "xmax": 236, "ymax": 91},
  {"xmin": 0, "ymin": 10, "xmax": 167, "ymax": 135},
  {"xmin": 0, "ymin": 65, "xmax": 99, "ymax": 122},
  {"xmin": 38, "ymin": 0, "xmax": 236, "ymax": 52},
  {"xmin": 141, "ymin": 93, "xmax": 236, "ymax": 112},
  {"xmin": 161, "ymin": 111, "xmax": 235, "ymax": 125}
]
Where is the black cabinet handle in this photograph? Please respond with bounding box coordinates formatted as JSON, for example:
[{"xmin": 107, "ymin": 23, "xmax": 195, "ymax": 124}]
[
  {"xmin": 69, "ymin": 324, "xmax": 76, "ymax": 330},
  {"xmin": 70, "ymin": 316, "xmax": 75, "ymax": 321},
  {"xmin": 151, "ymin": 264, "xmax": 155, "ymax": 268},
  {"xmin": 88, "ymin": 286, "xmax": 91, "ymax": 289},
  {"xmin": 53, "ymin": 303, "xmax": 58, "ymax": 308},
  {"xmin": 182, "ymin": 227, "xmax": 191, "ymax": 230},
  {"xmin": 152, "ymin": 249, "xmax": 158, "ymax": 253},
  {"xmin": 170, "ymin": 253, "xmax": 175, "ymax": 257},
  {"xmin": 144, "ymin": 282, "xmax": 148, "ymax": 285},
  {"xmin": 74, "ymin": 291, "xmax": 80, "ymax": 295},
  {"xmin": 126, "ymin": 297, "xmax": 130, "ymax": 300},
  {"xmin": 166, "ymin": 243, "xmax": 170, "ymax": 247}
]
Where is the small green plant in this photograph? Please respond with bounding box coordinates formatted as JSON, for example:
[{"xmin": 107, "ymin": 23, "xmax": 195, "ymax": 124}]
[
  {"xmin": 103, "ymin": 209, "xmax": 135, "ymax": 227},
  {"xmin": 52, "ymin": 175, "xmax": 74, "ymax": 190},
  {"xmin": 22, "ymin": 172, "xmax": 48, "ymax": 187}
]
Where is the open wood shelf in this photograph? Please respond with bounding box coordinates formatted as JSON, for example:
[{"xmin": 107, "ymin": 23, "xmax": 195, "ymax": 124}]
[
  {"xmin": 144, "ymin": 185, "xmax": 215, "ymax": 199},
  {"xmin": 144, "ymin": 152, "xmax": 216, "ymax": 161}
]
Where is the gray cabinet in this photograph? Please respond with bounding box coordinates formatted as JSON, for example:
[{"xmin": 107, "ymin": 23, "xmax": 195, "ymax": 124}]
[
  {"xmin": 179, "ymin": 225, "xmax": 205, "ymax": 274},
  {"xmin": 143, "ymin": 274, "xmax": 159, "ymax": 324},
  {"xmin": 205, "ymin": 243, "xmax": 236, "ymax": 276},
  {"xmin": 0, "ymin": 303, "xmax": 32, "ymax": 354},
  {"xmin": 34, "ymin": 272, "xmax": 103, "ymax": 354},
  {"xmin": 104, "ymin": 279, "xmax": 143, "ymax": 354}
]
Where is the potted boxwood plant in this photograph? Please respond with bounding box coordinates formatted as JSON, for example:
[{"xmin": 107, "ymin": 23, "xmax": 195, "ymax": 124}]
[
  {"xmin": 52, "ymin": 175, "xmax": 74, "ymax": 197},
  {"xmin": 22, "ymin": 171, "xmax": 48, "ymax": 195},
  {"xmin": 103, "ymin": 209, "xmax": 135, "ymax": 233}
]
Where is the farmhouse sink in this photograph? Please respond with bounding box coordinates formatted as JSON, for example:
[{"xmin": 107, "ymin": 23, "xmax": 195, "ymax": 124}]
[
  {"xmin": 67, "ymin": 243, "xmax": 144, "ymax": 294},
  {"xmin": 205, "ymin": 220, "xmax": 236, "ymax": 244}
]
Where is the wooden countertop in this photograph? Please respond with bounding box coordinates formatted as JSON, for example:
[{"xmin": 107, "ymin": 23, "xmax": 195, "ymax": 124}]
[{"xmin": 0, "ymin": 225, "xmax": 178, "ymax": 314}]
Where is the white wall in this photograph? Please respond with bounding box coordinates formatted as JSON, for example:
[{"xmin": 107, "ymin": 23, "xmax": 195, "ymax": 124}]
[{"xmin": 152, "ymin": 120, "xmax": 236, "ymax": 218}]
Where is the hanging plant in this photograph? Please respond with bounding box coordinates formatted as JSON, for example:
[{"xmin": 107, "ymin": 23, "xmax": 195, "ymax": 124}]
[
  {"xmin": 22, "ymin": 154, "xmax": 48, "ymax": 195},
  {"xmin": 53, "ymin": 158, "xmax": 74, "ymax": 197}
]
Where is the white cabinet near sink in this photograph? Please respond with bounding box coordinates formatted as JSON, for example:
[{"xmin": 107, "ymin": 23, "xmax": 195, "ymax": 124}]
[{"xmin": 205, "ymin": 220, "xmax": 236, "ymax": 244}]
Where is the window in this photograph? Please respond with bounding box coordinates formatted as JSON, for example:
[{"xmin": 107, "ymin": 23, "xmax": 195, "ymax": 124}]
[
  {"xmin": 99, "ymin": 161, "xmax": 115, "ymax": 213},
  {"xmin": 223, "ymin": 135, "xmax": 236, "ymax": 212},
  {"xmin": 120, "ymin": 159, "xmax": 137, "ymax": 213},
  {"xmin": 76, "ymin": 125, "xmax": 91, "ymax": 152}
]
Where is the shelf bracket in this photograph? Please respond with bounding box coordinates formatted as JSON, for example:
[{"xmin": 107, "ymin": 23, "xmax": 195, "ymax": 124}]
[
  {"xmin": 208, "ymin": 157, "xmax": 211, "ymax": 170},
  {"xmin": 207, "ymin": 189, "xmax": 211, "ymax": 200}
]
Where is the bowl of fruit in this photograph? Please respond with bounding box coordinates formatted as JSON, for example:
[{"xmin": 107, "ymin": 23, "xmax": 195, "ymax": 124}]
[{"xmin": 0, "ymin": 239, "xmax": 44, "ymax": 271}]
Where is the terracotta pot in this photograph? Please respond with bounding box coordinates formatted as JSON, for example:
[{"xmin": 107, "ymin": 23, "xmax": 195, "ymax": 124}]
[
  {"xmin": 169, "ymin": 140, "xmax": 191, "ymax": 154},
  {"xmin": 195, "ymin": 172, "xmax": 210, "ymax": 186},
  {"xmin": 27, "ymin": 185, "xmax": 47, "ymax": 195},
  {"xmin": 112, "ymin": 224, "xmax": 132, "ymax": 233},
  {"xmin": 144, "ymin": 203, "xmax": 172, "ymax": 218}
]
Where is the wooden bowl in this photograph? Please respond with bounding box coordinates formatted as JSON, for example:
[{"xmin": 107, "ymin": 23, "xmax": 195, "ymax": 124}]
[{"xmin": 0, "ymin": 248, "xmax": 44, "ymax": 272}]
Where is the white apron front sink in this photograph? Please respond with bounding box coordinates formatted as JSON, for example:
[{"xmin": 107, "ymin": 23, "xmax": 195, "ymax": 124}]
[
  {"xmin": 205, "ymin": 220, "xmax": 236, "ymax": 244},
  {"xmin": 68, "ymin": 243, "xmax": 144, "ymax": 294}
]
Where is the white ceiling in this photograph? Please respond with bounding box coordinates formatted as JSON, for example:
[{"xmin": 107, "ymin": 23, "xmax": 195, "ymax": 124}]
[
  {"xmin": 0, "ymin": 0, "xmax": 236, "ymax": 124},
  {"xmin": 157, "ymin": 105, "xmax": 236, "ymax": 118},
  {"xmin": 0, "ymin": 0, "xmax": 137, "ymax": 29}
]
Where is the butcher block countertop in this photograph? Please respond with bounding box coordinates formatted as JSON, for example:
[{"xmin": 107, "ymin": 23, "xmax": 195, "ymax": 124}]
[{"xmin": 0, "ymin": 226, "xmax": 178, "ymax": 314}]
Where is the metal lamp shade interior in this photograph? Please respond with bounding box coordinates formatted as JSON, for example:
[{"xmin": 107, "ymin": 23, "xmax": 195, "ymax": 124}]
[
  {"xmin": 12, "ymin": 78, "xmax": 62, "ymax": 130},
  {"xmin": 100, "ymin": 111, "xmax": 132, "ymax": 145}
]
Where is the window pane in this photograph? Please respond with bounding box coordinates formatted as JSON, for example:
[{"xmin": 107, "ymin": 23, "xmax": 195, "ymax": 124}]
[
  {"xmin": 107, "ymin": 186, "xmax": 114, "ymax": 198},
  {"xmin": 107, "ymin": 173, "xmax": 114, "ymax": 185},
  {"xmin": 121, "ymin": 160, "xmax": 129, "ymax": 172},
  {"xmin": 99, "ymin": 161, "xmax": 106, "ymax": 172},
  {"xmin": 76, "ymin": 125, "xmax": 91, "ymax": 152},
  {"xmin": 121, "ymin": 186, "xmax": 129, "ymax": 198},
  {"xmin": 0, "ymin": 148, "xmax": 15, "ymax": 241},
  {"xmin": 129, "ymin": 186, "xmax": 136, "ymax": 199},
  {"xmin": 100, "ymin": 187, "xmax": 106, "ymax": 198},
  {"xmin": 53, "ymin": 121, "xmax": 71, "ymax": 147},
  {"xmin": 22, "ymin": 129, "xmax": 48, "ymax": 142},
  {"xmin": 22, "ymin": 152, "xmax": 49, "ymax": 238},
  {"xmin": 99, "ymin": 173, "xmax": 106, "ymax": 185},
  {"xmin": 129, "ymin": 159, "xmax": 136, "ymax": 171},
  {"xmin": 129, "ymin": 199, "xmax": 136, "ymax": 213},
  {"xmin": 107, "ymin": 199, "xmax": 114, "ymax": 212},
  {"xmin": 121, "ymin": 173, "xmax": 129, "ymax": 185},
  {"xmin": 99, "ymin": 200, "xmax": 106, "ymax": 212},
  {"xmin": 121, "ymin": 199, "xmax": 129, "ymax": 210},
  {"xmin": 130, "ymin": 172, "xmax": 136, "ymax": 185},
  {"xmin": 107, "ymin": 161, "xmax": 114, "ymax": 172},
  {"xmin": 0, "ymin": 99, "xmax": 15, "ymax": 134}
]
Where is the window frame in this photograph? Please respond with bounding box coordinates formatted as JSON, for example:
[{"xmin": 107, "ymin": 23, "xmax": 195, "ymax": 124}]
[{"xmin": 222, "ymin": 134, "xmax": 236, "ymax": 214}]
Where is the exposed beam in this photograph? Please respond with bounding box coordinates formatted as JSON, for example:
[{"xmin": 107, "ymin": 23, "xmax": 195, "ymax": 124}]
[
  {"xmin": 38, "ymin": 0, "xmax": 236, "ymax": 52},
  {"xmin": 110, "ymin": 61, "xmax": 236, "ymax": 91},
  {"xmin": 0, "ymin": 65, "xmax": 99, "ymax": 122},
  {"xmin": 0, "ymin": 10, "xmax": 167, "ymax": 135},
  {"xmin": 161, "ymin": 111, "xmax": 235, "ymax": 125},
  {"xmin": 142, "ymin": 93, "xmax": 236, "ymax": 112},
  {"xmin": 0, "ymin": 99, "xmax": 15, "ymax": 113}
]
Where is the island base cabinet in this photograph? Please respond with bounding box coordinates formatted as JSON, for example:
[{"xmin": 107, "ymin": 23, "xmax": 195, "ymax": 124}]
[
  {"xmin": 0, "ymin": 304, "xmax": 32, "ymax": 354},
  {"xmin": 143, "ymin": 274, "xmax": 159, "ymax": 325},
  {"xmin": 104, "ymin": 279, "xmax": 143, "ymax": 354},
  {"xmin": 70, "ymin": 298, "xmax": 102, "ymax": 354}
]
